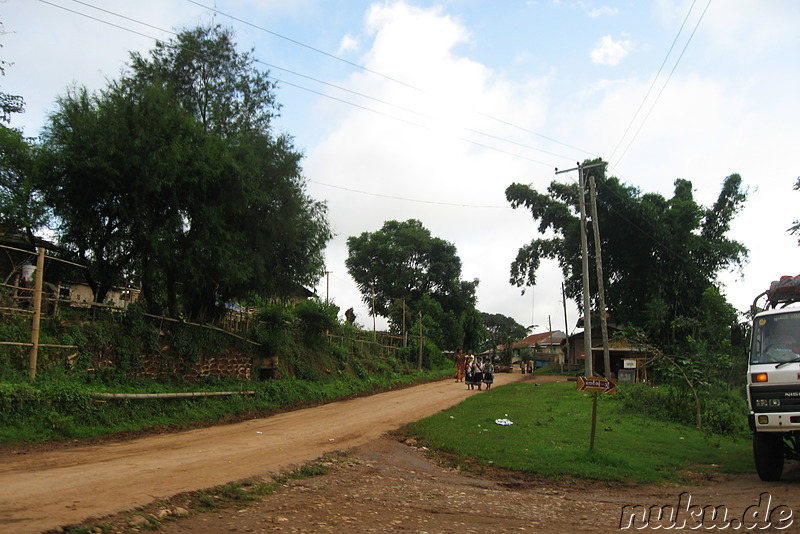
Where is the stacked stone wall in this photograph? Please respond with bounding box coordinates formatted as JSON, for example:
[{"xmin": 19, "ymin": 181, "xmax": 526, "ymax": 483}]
[{"xmin": 133, "ymin": 349, "xmax": 252, "ymax": 381}]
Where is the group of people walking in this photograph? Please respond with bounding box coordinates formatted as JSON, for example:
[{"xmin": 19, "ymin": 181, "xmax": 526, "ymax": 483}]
[{"xmin": 454, "ymin": 349, "xmax": 494, "ymax": 390}]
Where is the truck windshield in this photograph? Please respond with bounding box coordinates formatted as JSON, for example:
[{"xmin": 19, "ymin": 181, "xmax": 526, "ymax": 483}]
[{"xmin": 752, "ymin": 313, "xmax": 800, "ymax": 364}]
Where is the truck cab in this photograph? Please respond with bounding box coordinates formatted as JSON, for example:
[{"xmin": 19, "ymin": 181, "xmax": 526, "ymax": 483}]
[{"xmin": 747, "ymin": 282, "xmax": 800, "ymax": 481}]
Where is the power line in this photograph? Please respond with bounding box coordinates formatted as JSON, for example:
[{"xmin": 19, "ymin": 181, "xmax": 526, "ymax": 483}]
[
  {"xmin": 184, "ymin": 0, "xmax": 421, "ymax": 92},
  {"xmin": 608, "ymin": 0, "xmax": 699, "ymax": 163},
  {"xmin": 277, "ymin": 79, "xmax": 563, "ymax": 166},
  {"xmin": 40, "ymin": 0, "xmax": 581, "ymax": 168},
  {"xmin": 179, "ymin": 0, "xmax": 595, "ymax": 161},
  {"xmin": 611, "ymin": 0, "xmax": 713, "ymax": 168},
  {"xmin": 309, "ymin": 180, "xmax": 510, "ymax": 208}
]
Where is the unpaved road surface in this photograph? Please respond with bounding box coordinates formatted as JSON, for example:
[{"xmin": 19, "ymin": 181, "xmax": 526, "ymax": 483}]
[
  {"xmin": 0, "ymin": 372, "xmax": 527, "ymax": 533},
  {"xmin": 2, "ymin": 373, "xmax": 800, "ymax": 533}
]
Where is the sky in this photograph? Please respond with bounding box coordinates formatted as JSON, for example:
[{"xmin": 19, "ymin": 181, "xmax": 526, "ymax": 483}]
[{"xmin": 2, "ymin": 0, "xmax": 800, "ymax": 337}]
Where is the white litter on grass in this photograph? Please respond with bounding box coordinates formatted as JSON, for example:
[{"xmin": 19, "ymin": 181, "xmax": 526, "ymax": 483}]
[{"xmin": 494, "ymin": 418, "xmax": 514, "ymax": 426}]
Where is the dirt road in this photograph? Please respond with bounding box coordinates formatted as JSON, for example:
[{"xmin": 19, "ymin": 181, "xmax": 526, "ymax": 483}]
[
  {"xmin": 3, "ymin": 372, "xmax": 800, "ymax": 533},
  {"xmin": 0, "ymin": 372, "xmax": 529, "ymax": 534}
]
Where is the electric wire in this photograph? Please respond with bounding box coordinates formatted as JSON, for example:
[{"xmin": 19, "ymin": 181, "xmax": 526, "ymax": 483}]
[
  {"xmin": 49, "ymin": 0, "xmax": 582, "ymax": 167},
  {"xmin": 309, "ymin": 180, "xmax": 510, "ymax": 208},
  {"xmin": 36, "ymin": 0, "xmax": 562, "ymax": 223},
  {"xmin": 42, "ymin": 0, "xmax": 725, "ymax": 269},
  {"xmin": 608, "ymin": 0, "xmax": 698, "ymax": 163},
  {"xmin": 180, "ymin": 0, "xmax": 597, "ymax": 160},
  {"xmin": 184, "ymin": 0, "xmax": 421, "ymax": 92},
  {"xmin": 611, "ymin": 0, "xmax": 713, "ymax": 169}
]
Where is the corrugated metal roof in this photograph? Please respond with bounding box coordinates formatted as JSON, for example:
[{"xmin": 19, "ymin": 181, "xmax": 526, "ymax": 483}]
[{"xmin": 511, "ymin": 330, "xmax": 566, "ymax": 349}]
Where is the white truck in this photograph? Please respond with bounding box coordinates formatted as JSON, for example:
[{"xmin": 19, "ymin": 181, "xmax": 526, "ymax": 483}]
[{"xmin": 746, "ymin": 277, "xmax": 800, "ymax": 481}]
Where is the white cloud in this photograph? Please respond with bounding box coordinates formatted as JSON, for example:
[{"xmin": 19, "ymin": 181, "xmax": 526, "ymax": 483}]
[
  {"xmin": 590, "ymin": 35, "xmax": 632, "ymax": 66},
  {"xmin": 571, "ymin": 1, "xmax": 619, "ymax": 18},
  {"xmin": 337, "ymin": 34, "xmax": 359, "ymax": 55},
  {"xmin": 586, "ymin": 6, "xmax": 619, "ymax": 18},
  {"xmin": 305, "ymin": 1, "xmax": 555, "ymax": 329}
]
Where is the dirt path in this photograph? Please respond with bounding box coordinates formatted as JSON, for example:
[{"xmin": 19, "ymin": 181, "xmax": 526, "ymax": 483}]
[
  {"xmin": 153, "ymin": 435, "xmax": 800, "ymax": 534},
  {"xmin": 0, "ymin": 371, "xmax": 533, "ymax": 534},
  {"xmin": 3, "ymin": 373, "xmax": 800, "ymax": 533}
]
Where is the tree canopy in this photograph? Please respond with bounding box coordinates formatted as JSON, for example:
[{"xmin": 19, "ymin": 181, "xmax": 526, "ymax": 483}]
[
  {"xmin": 505, "ymin": 160, "xmax": 748, "ymax": 347},
  {"xmin": 480, "ymin": 312, "xmax": 528, "ymax": 354},
  {"xmin": 36, "ymin": 25, "xmax": 331, "ymax": 321},
  {"xmin": 0, "ymin": 23, "xmax": 24, "ymax": 124},
  {"xmin": 346, "ymin": 219, "xmax": 479, "ymax": 350},
  {"xmin": 0, "ymin": 22, "xmax": 42, "ymax": 242}
]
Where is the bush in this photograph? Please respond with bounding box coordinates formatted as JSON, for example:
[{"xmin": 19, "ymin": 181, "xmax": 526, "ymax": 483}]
[
  {"xmin": 701, "ymin": 386, "xmax": 749, "ymax": 436},
  {"xmin": 617, "ymin": 382, "xmax": 748, "ymax": 436},
  {"xmin": 294, "ymin": 299, "xmax": 339, "ymax": 340}
]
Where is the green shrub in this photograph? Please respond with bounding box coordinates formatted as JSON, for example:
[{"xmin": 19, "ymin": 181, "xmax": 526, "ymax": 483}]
[
  {"xmin": 617, "ymin": 382, "xmax": 748, "ymax": 436},
  {"xmin": 294, "ymin": 299, "xmax": 339, "ymax": 340}
]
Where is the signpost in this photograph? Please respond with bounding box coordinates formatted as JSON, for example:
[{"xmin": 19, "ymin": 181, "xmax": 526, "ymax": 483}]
[
  {"xmin": 576, "ymin": 375, "xmax": 618, "ymax": 452},
  {"xmin": 576, "ymin": 375, "xmax": 617, "ymax": 395}
]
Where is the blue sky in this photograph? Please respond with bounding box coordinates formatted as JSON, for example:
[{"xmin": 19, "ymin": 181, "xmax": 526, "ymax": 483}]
[{"xmin": 3, "ymin": 0, "xmax": 800, "ymax": 335}]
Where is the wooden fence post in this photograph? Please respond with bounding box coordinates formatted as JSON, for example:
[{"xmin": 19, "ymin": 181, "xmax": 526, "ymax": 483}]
[{"xmin": 28, "ymin": 247, "xmax": 45, "ymax": 381}]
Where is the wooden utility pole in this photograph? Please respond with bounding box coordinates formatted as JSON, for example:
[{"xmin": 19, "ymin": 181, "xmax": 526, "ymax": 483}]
[
  {"xmin": 418, "ymin": 311, "xmax": 423, "ymax": 370},
  {"xmin": 402, "ymin": 299, "xmax": 407, "ymax": 348},
  {"xmin": 28, "ymin": 247, "xmax": 45, "ymax": 381},
  {"xmin": 589, "ymin": 175, "xmax": 611, "ymax": 378},
  {"xmin": 371, "ymin": 282, "xmax": 376, "ymax": 341},
  {"xmin": 561, "ymin": 282, "xmax": 570, "ymax": 372}
]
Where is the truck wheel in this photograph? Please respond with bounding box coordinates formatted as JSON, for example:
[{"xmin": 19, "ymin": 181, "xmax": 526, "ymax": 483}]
[{"xmin": 753, "ymin": 432, "xmax": 785, "ymax": 481}]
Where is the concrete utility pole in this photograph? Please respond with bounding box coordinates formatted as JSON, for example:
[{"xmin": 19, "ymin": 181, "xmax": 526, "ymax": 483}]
[
  {"xmin": 557, "ymin": 161, "xmax": 607, "ymax": 453},
  {"xmin": 589, "ymin": 175, "xmax": 611, "ymax": 378},
  {"xmin": 325, "ymin": 271, "xmax": 331, "ymax": 304},
  {"xmin": 557, "ymin": 162, "xmax": 603, "ymax": 377}
]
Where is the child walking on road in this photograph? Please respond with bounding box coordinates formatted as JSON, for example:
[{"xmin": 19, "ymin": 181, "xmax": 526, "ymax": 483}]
[{"xmin": 482, "ymin": 358, "xmax": 494, "ymax": 390}]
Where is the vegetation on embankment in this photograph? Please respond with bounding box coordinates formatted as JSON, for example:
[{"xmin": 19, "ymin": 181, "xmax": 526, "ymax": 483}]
[
  {"xmin": 0, "ymin": 368, "xmax": 451, "ymax": 443},
  {"xmin": 0, "ymin": 299, "xmax": 453, "ymax": 444}
]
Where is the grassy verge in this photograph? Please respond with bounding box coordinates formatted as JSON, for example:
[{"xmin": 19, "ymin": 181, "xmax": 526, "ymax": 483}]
[
  {"xmin": 0, "ymin": 368, "xmax": 452, "ymax": 443},
  {"xmin": 406, "ymin": 381, "xmax": 753, "ymax": 485}
]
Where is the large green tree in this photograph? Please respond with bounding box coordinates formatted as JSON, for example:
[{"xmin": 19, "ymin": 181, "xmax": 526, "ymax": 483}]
[
  {"xmin": 505, "ymin": 160, "xmax": 748, "ymax": 347},
  {"xmin": 39, "ymin": 83, "xmax": 200, "ymax": 306},
  {"xmin": 38, "ymin": 25, "xmax": 331, "ymax": 320},
  {"xmin": 346, "ymin": 219, "xmax": 479, "ymax": 349},
  {"xmin": 0, "ymin": 126, "xmax": 49, "ymax": 243},
  {"xmin": 480, "ymin": 312, "xmax": 528, "ymax": 354},
  {"xmin": 0, "ymin": 22, "xmax": 43, "ymax": 242}
]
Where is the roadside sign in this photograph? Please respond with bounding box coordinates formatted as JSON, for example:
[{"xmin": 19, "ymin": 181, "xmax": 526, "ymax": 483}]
[{"xmin": 576, "ymin": 375, "xmax": 617, "ymax": 394}]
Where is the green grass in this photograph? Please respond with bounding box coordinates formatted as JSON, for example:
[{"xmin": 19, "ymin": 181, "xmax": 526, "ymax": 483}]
[
  {"xmin": 406, "ymin": 381, "xmax": 753, "ymax": 485},
  {"xmin": 0, "ymin": 369, "xmax": 453, "ymax": 443}
]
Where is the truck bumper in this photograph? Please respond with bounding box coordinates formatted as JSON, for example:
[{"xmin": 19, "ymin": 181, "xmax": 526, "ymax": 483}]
[{"xmin": 750, "ymin": 411, "xmax": 800, "ymax": 432}]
